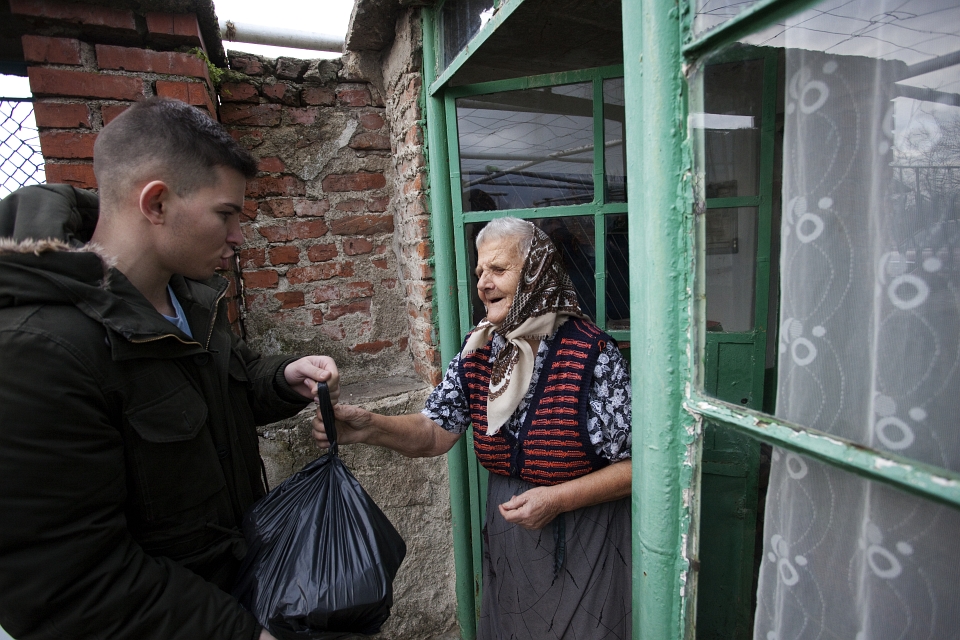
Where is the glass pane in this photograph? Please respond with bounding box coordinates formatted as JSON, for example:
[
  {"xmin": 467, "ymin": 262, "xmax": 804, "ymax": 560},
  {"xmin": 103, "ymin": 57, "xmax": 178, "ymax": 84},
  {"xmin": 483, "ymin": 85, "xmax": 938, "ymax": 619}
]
[
  {"xmin": 605, "ymin": 214, "xmax": 630, "ymax": 330},
  {"xmin": 440, "ymin": 0, "xmax": 496, "ymax": 71},
  {"xmin": 693, "ymin": 0, "xmax": 761, "ymax": 39},
  {"xmin": 705, "ymin": 207, "xmax": 758, "ymax": 332},
  {"xmin": 700, "ymin": 58, "xmax": 763, "ymax": 198},
  {"xmin": 457, "ymin": 83, "xmax": 595, "ymax": 212},
  {"xmin": 535, "ymin": 217, "xmax": 596, "ymax": 319},
  {"xmin": 604, "ymin": 78, "xmax": 627, "ymax": 202}
]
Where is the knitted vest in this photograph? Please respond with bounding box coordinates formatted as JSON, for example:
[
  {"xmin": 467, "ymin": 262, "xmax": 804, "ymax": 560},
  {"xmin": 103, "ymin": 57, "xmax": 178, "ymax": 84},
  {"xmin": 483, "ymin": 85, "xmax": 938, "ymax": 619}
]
[{"xmin": 460, "ymin": 318, "xmax": 611, "ymax": 486}]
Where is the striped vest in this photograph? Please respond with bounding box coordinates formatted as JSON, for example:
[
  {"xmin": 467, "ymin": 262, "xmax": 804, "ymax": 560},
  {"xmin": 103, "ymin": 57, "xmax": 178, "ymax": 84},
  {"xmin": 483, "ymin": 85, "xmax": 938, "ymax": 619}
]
[{"xmin": 459, "ymin": 318, "xmax": 610, "ymax": 486}]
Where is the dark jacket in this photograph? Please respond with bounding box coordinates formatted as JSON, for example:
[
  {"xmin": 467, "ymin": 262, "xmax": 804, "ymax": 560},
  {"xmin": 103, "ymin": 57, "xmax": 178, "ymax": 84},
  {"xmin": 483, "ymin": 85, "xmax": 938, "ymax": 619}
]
[{"xmin": 0, "ymin": 185, "xmax": 310, "ymax": 639}]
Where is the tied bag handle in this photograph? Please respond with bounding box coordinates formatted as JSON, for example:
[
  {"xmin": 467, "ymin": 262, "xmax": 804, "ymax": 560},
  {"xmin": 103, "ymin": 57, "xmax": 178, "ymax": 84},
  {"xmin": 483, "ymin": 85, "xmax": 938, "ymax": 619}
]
[{"xmin": 315, "ymin": 381, "xmax": 338, "ymax": 455}]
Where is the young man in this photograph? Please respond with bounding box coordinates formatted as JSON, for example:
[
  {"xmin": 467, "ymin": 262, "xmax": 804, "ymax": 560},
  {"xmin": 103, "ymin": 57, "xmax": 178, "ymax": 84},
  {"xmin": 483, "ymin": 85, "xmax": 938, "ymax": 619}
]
[{"xmin": 0, "ymin": 98, "xmax": 337, "ymax": 640}]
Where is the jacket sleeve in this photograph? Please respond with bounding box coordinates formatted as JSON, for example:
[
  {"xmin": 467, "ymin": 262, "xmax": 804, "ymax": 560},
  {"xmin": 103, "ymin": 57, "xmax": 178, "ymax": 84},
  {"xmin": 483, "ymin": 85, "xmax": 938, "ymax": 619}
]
[
  {"xmin": 229, "ymin": 331, "xmax": 312, "ymax": 425},
  {"xmin": 0, "ymin": 331, "xmax": 261, "ymax": 640}
]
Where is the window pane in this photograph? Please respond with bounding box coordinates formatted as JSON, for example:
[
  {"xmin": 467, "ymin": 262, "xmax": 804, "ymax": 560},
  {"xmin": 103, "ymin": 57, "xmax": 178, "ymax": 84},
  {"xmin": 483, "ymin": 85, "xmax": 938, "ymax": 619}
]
[
  {"xmin": 705, "ymin": 207, "xmax": 758, "ymax": 332},
  {"xmin": 535, "ymin": 217, "xmax": 596, "ymax": 319},
  {"xmin": 701, "ymin": 59, "xmax": 763, "ymax": 198},
  {"xmin": 440, "ymin": 0, "xmax": 496, "ymax": 71},
  {"xmin": 604, "ymin": 78, "xmax": 627, "ymax": 202},
  {"xmin": 606, "ymin": 214, "xmax": 630, "ymax": 330},
  {"xmin": 457, "ymin": 83, "xmax": 595, "ymax": 212},
  {"xmin": 693, "ymin": 0, "xmax": 761, "ymax": 39}
]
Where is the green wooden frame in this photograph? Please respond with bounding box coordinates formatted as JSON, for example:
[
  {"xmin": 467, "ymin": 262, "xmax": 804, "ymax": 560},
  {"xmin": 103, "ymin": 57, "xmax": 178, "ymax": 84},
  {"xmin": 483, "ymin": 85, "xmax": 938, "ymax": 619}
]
[
  {"xmin": 443, "ymin": 65, "xmax": 629, "ymax": 343},
  {"xmin": 425, "ymin": 1, "xmax": 960, "ymax": 639}
]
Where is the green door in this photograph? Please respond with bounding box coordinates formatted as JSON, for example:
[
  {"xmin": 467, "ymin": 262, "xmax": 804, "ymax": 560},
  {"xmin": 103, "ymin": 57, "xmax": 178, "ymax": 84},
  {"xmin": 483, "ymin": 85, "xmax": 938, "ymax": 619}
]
[{"xmin": 696, "ymin": 47, "xmax": 780, "ymax": 640}]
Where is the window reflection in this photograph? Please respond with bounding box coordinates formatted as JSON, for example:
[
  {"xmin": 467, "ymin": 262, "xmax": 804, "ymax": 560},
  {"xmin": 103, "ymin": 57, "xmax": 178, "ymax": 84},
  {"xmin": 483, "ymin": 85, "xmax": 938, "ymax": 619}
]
[
  {"xmin": 440, "ymin": 0, "xmax": 496, "ymax": 71},
  {"xmin": 705, "ymin": 207, "xmax": 759, "ymax": 332},
  {"xmin": 694, "ymin": 0, "xmax": 761, "ymax": 39},
  {"xmin": 604, "ymin": 78, "xmax": 627, "ymax": 202},
  {"xmin": 457, "ymin": 83, "xmax": 595, "ymax": 211}
]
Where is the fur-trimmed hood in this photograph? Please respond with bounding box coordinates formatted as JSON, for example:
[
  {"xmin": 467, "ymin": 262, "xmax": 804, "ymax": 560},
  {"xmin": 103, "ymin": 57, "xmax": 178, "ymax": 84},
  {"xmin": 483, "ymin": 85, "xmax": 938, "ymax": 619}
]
[{"xmin": 0, "ymin": 185, "xmax": 221, "ymax": 346}]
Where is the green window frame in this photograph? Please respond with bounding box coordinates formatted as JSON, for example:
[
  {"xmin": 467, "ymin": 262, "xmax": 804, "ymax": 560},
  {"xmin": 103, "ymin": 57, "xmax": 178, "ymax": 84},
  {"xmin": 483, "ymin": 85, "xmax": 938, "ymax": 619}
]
[{"xmin": 424, "ymin": 1, "xmax": 960, "ymax": 639}]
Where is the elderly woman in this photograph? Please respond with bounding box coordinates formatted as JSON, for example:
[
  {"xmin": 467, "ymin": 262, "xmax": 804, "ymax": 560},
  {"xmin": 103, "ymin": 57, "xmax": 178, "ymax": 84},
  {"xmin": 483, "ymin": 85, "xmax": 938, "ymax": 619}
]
[{"xmin": 313, "ymin": 216, "xmax": 632, "ymax": 639}]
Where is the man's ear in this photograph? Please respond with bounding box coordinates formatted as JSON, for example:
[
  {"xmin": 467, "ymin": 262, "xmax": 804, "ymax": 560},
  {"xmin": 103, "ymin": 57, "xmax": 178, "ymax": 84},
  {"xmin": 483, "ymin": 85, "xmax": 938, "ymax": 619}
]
[{"xmin": 138, "ymin": 180, "xmax": 172, "ymax": 226}]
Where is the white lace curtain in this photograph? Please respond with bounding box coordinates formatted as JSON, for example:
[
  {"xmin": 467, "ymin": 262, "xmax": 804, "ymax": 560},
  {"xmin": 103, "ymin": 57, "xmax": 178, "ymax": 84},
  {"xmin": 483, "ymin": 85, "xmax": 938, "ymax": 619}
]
[{"xmin": 754, "ymin": 1, "xmax": 960, "ymax": 639}]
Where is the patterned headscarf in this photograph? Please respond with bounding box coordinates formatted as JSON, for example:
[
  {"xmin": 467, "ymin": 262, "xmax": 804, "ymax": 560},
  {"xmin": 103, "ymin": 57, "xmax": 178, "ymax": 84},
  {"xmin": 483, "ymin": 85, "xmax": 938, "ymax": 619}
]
[{"xmin": 462, "ymin": 223, "xmax": 585, "ymax": 435}]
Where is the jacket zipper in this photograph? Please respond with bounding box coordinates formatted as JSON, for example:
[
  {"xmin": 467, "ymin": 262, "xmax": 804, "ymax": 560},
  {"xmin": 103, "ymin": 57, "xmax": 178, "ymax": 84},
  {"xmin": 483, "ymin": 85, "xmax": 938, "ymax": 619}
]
[{"xmin": 127, "ymin": 287, "xmax": 226, "ymax": 350}]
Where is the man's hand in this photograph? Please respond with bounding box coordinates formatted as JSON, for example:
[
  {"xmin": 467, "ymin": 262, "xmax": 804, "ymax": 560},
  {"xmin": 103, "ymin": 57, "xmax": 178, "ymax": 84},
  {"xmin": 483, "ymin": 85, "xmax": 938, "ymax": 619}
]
[
  {"xmin": 259, "ymin": 629, "xmax": 278, "ymax": 640},
  {"xmin": 283, "ymin": 355, "xmax": 339, "ymax": 402},
  {"xmin": 311, "ymin": 403, "xmax": 371, "ymax": 448},
  {"xmin": 498, "ymin": 486, "xmax": 564, "ymax": 530}
]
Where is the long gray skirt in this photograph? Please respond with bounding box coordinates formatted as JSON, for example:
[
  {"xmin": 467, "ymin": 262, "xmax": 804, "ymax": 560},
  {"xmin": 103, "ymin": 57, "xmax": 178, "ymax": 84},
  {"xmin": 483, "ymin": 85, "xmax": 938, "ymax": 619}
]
[{"xmin": 477, "ymin": 474, "xmax": 632, "ymax": 640}]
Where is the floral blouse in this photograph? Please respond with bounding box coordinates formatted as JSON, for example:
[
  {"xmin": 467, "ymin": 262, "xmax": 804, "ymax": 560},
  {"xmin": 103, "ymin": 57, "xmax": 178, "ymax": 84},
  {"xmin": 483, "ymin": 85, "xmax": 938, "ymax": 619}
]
[{"xmin": 422, "ymin": 330, "xmax": 632, "ymax": 463}]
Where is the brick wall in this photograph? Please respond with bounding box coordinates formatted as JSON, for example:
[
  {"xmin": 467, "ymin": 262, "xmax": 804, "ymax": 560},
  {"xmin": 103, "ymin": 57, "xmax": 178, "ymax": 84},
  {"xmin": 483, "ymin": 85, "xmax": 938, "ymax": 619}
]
[{"xmin": 222, "ymin": 50, "xmax": 429, "ymax": 384}]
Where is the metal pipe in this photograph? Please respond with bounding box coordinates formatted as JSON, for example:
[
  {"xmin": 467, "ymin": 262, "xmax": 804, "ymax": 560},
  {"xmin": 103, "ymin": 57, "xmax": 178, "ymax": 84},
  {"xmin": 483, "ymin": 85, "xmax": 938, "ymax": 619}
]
[
  {"xmin": 218, "ymin": 19, "xmax": 344, "ymax": 53},
  {"xmin": 422, "ymin": 7, "xmax": 477, "ymax": 639},
  {"xmin": 902, "ymin": 49, "xmax": 960, "ymax": 81}
]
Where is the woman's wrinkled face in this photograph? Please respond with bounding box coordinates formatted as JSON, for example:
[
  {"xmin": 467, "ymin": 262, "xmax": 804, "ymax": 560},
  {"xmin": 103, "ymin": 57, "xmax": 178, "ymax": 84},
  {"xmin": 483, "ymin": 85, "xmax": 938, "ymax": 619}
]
[{"xmin": 476, "ymin": 238, "xmax": 525, "ymax": 326}]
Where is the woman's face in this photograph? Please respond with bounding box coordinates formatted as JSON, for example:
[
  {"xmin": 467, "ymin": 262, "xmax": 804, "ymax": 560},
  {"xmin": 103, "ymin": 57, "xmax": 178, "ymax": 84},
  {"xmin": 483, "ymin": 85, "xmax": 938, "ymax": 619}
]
[{"xmin": 476, "ymin": 238, "xmax": 525, "ymax": 325}]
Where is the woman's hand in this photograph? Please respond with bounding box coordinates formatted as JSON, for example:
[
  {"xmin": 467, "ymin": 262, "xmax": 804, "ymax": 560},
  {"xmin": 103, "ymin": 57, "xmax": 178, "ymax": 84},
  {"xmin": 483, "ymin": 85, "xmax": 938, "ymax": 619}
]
[
  {"xmin": 311, "ymin": 403, "xmax": 371, "ymax": 448},
  {"xmin": 498, "ymin": 486, "xmax": 564, "ymax": 530}
]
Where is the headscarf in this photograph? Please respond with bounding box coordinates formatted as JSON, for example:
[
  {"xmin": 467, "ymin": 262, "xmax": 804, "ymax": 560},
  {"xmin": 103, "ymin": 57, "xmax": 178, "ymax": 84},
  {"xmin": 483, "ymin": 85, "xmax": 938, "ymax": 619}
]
[{"xmin": 462, "ymin": 223, "xmax": 585, "ymax": 435}]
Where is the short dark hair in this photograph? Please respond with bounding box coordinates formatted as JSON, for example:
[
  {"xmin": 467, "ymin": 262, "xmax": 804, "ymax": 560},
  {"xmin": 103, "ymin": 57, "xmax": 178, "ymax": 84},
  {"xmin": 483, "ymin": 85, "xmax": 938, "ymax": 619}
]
[{"xmin": 93, "ymin": 97, "xmax": 256, "ymax": 204}]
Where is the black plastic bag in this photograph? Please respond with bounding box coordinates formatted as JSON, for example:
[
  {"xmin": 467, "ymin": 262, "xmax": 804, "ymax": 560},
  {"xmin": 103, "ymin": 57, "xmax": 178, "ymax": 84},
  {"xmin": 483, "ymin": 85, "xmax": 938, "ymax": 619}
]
[{"xmin": 233, "ymin": 382, "xmax": 406, "ymax": 639}]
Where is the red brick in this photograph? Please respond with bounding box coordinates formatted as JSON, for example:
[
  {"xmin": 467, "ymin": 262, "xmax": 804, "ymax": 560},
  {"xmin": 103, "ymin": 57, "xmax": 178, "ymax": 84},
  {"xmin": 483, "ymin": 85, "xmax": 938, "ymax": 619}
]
[
  {"xmin": 416, "ymin": 240, "xmax": 431, "ymax": 259},
  {"xmin": 28, "ymin": 68, "xmax": 142, "ymax": 100},
  {"xmin": 404, "ymin": 124, "xmax": 422, "ymax": 147},
  {"xmin": 44, "ymin": 162, "xmax": 96, "ymax": 188},
  {"xmin": 245, "ymin": 175, "xmax": 306, "ymax": 198},
  {"xmin": 256, "ymin": 157, "xmax": 284, "ymax": 173},
  {"xmin": 221, "ymin": 103, "xmax": 281, "ymax": 126},
  {"xmin": 349, "ymin": 132, "xmax": 391, "ymax": 151},
  {"xmin": 10, "ymin": 0, "xmax": 136, "ymax": 31},
  {"xmin": 312, "ymin": 285, "xmax": 340, "ymax": 303},
  {"xmin": 285, "ymin": 107, "xmax": 318, "ymax": 125},
  {"xmin": 260, "ymin": 199, "xmax": 295, "ymax": 218},
  {"xmin": 145, "ymin": 12, "xmax": 204, "ymax": 47},
  {"xmin": 336, "ymin": 86, "xmax": 372, "ymax": 107},
  {"xmin": 367, "ymin": 196, "xmax": 389, "ymax": 213},
  {"xmin": 239, "ymin": 247, "xmax": 265, "ymax": 268},
  {"xmin": 33, "ymin": 102, "xmax": 90, "ymax": 129},
  {"xmin": 229, "ymin": 53, "xmax": 263, "ymax": 76},
  {"xmin": 287, "ymin": 263, "xmax": 341, "ymax": 284},
  {"xmin": 307, "ymin": 243, "xmax": 338, "ymax": 262},
  {"xmin": 228, "ymin": 128, "xmax": 264, "ymax": 149},
  {"xmin": 257, "ymin": 219, "xmax": 328, "ymax": 242},
  {"xmin": 39, "ymin": 131, "xmax": 96, "ymax": 159},
  {"xmin": 311, "ymin": 310, "xmax": 325, "ymax": 325},
  {"xmin": 350, "ymin": 340, "xmax": 392, "ymax": 354},
  {"xmin": 340, "ymin": 261, "xmax": 355, "ymax": 278},
  {"xmin": 295, "ymin": 199, "xmax": 330, "ymax": 217},
  {"xmin": 346, "ymin": 281, "xmax": 374, "ymax": 298},
  {"xmin": 262, "ymin": 82, "xmax": 298, "ymax": 106},
  {"xmin": 268, "ymin": 246, "xmax": 300, "ymax": 265},
  {"xmin": 359, "ymin": 112, "xmax": 385, "ymax": 130},
  {"xmin": 242, "ymin": 199, "xmax": 258, "ymax": 221},
  {"xmin": 22, "ymin": 35, "xmax": 81, "ymax": 65},
  {"xmin": 154, "ymin": 80, "xmax": 216, "ymax": 115},
  {"xmin": 329, "ymin": 214, "xmax": 394, "ymax": 235},
  {"xmin": 100, "ymin": 103, "xmax": 130, "ymax": 125},
  {"xmin": 220, "ymin": 82, "xmax": 259, "ymax": 103},
  {"xmin": 403, "ymin": 172, "xmax": 424, "ymax": 195},
  {"xmin": 274, "ymin": 291, "xmax": 304, "ymax": 309},
  {"xmin": 335, "ymin": 199, "xmax": 364, "ymax": 213},
  {"xmin": 372, "ymin": 258, "xmax": 388, "ymax": 269},
  {"xmin": 301, "ymin": 86, "xmax": 335, "ymax": 106},
  {"xmin": 96, "ymin": 45, "xmax": 208, "ymax": 79},
  {"xmin": 343, "ymin": 238, "xmax": 373, "ymax": 256},
  {"xmin": 242, "ymin": 270, "xmax": 279, "ymax": 289},
  {"xmin": 326, "ymin": 300, "xmax": 371, "ymax": 321},
  {"xmin": 322, "ymin": 172, "xmax": 386, "ymax": 193}
]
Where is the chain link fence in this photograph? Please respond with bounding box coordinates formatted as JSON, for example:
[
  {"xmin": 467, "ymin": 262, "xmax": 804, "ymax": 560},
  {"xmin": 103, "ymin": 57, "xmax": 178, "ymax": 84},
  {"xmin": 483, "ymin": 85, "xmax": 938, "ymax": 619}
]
[{"xmin": 1, "ymin": 98, "xmax": 45, "ymax": 199}]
